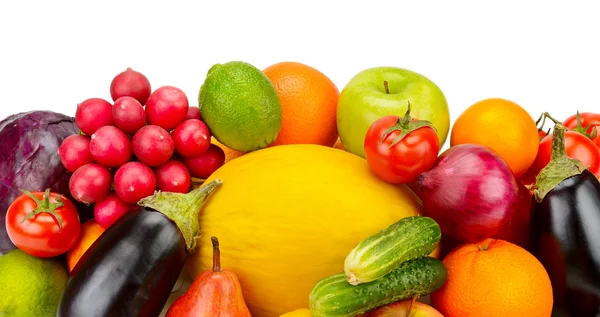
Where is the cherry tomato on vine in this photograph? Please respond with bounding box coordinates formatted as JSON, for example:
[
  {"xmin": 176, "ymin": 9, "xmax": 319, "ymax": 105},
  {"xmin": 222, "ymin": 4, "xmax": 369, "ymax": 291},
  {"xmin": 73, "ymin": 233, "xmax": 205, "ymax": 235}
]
[
  {"xmin": 563, "ymin": 112, "xmax": 600, "ymax": 147},
  {"xmin": 6, "ymin": 188, "xmax": 81, "ymax": 258},
  {"xmin": 520, "ymin": 130, "xmax": 600, "ymax": 186},
  {"xmin": 364, "ymin": 105, "xmax": 440, "ymax": 184}
]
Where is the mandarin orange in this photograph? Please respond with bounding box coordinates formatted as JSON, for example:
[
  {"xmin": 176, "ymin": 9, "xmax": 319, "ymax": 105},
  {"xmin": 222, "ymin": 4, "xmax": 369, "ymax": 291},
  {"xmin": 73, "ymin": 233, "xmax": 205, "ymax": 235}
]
[
  {"xmin": 430, "ymin": 238, "xmax": 553, "ymax": 317},
  {"xmin": 263, "ymin": 62, "xmax": 339, "ymax": 147},
  {"xmin": 66, "ymin": 219, "xmax": 105, "ymax": 273},
  {"xmin": 450, "ymin": 98, "xmax": 539, "ymax": 178}
]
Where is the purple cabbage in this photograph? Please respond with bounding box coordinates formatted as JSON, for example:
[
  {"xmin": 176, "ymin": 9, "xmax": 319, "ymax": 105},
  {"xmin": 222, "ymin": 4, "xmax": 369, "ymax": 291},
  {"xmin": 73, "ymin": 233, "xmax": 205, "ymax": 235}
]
[{"xmin": 0, "ymin": 110, "xmax": 91, "ymax": 256}]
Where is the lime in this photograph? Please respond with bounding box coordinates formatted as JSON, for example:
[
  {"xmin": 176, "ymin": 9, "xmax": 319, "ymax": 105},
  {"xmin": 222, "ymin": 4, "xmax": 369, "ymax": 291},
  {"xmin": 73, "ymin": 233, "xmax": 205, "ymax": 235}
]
[
  {"xmin": 0, "ymin": 249, "xmax": 68, "ymax": 316},
  {"xmin": 199, "ymin": 61, "xmax": 282, "ymax": 152}
]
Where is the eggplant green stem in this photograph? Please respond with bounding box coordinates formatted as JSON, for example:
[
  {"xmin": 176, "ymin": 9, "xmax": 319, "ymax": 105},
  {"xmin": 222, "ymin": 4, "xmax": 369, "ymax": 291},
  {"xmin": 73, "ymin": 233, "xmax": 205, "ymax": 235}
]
[
  {"xmin": 137, "ymin": 179, "xmax": 223, "ymax": 251},
  {"xmin": 19, "ymin": 188, "xmax": 64, "ymax": 230},
  {"xmin": 533, "ymin": 122, "xmax": 586, "ymax": 203}
]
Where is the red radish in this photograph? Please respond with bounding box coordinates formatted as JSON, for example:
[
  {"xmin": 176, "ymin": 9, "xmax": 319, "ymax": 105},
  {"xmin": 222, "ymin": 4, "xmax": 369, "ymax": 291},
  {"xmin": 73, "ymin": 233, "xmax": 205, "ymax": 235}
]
[
  {"xmin": 145, "ymin": 86, "xmax": 189, "ymax": 130},
  {"xmin": 131, "ymin": 125, "xmax": 175, "ymax": 166},
  {"xmin": 89, "ymin": 126, "xmax": 132, "ymax": 167},
  {"xmin": 154, "ymin": 160, "xmax": 192, "ymax": 193},
  {"xmin": 94, "ymin": 192, "xmax": 137, "ymax": 228},
  {"xmin": 75, "ymin": 98, "xmax": 113, "ymax": 135},
  {"xmin": 58, "ymin": 135, "xmax": 94, "ymax": 172},
  {"xmin": 416, "ymin": 144, "xmax": 520, "ymax": 243},
  {"xmin": 110, "ymin": 68, "xmax": 152, "ymax": 105},
  {"xmin": 172, "ymin": 119, "xmax": 211, "ymax": 157},
  {"xmin": 186, "ymin": 106, "xmax": 201, "ymax": 120},
  {"xmin": 69, "ymin": 163, "xmax": 112, "ymax": 204},
  {"xmin": 112, "ymin": 96, "xmax": 147, "ymax": 134},
  {"xmin": 114, "ymin": 162, "xmax": 157, "ymax": 204},
  {"xmin": 182, "ymin": 144, "xmax": 225, "ymax": 179}
]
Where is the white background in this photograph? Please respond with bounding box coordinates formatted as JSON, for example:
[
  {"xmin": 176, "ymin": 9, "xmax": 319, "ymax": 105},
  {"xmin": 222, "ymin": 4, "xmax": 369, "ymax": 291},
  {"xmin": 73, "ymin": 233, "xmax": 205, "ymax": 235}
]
[
  {"xmin": 0, "ymin": 2, "xmax": 598, "ymax": 314},
  {"xmin": 1, "ymin": 1, "xmax": 599, "ymax": 146}
]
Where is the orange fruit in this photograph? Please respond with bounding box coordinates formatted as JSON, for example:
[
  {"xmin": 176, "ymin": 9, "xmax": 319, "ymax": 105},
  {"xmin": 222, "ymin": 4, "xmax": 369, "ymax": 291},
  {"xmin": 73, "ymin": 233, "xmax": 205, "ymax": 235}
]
[
  {"xmin": 66, "ymin": 219, "xmax": 105, "ymax": 273},
  {"xmin": 211, "ymin": 136, "xmax": 246, "ymax": 163},
  {"xmin": 450, "ymin": 98, "xmax": 539, "ymax": 178},
  {"xmin": 430, "ymin": 238, "xmax": 553, "ymax": 317},
  {"xmin": 333, "ymin": 137, "xmax": 345, "ymax": 151},
  {"xmin": 263, "ymin": 61, "xmax": 340, "ymax": 147}
]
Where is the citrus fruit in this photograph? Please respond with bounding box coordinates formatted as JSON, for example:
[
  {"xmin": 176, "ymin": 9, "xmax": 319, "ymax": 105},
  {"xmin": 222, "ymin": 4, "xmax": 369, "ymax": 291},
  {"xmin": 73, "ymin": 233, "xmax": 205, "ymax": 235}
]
[
  {"xmin": 0, "ymin": 249, "xmax": 68, "ymax": 316},
  {"xmin": 263, "ymin": 61, "xmax": 339, "ymax": 147},
  {"xmin": 430, "ymin": 238, "xmax": 553, "ymax": 317},
  {"xmin": 333, "ymin": 137, "xmax": 345, "ymax": 151},
  {"xmin": 199, "ymin": 61, "xmax": 282, "ymax": 152},
  {"xmin": 66, "ymin": 219, "xmax": 106, "ymax": 273},
  {"xmin": 450, "ymin": 98, "xmax": 539, "ymax": 178},
  {"xmin": 211, "ymin": 136, "xmax": 246, "ymax": 163}
]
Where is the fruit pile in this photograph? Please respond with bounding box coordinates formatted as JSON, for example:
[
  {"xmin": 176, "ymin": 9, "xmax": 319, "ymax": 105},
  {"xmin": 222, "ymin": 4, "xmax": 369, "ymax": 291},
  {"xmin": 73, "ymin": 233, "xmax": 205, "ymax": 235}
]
[
  {"xmin": 58, "ymin": 68, "xmax": 225, "ymax": 229},
  {"xmin": 1, "ymin": 60, "xmax": 600, "ymax": 317}
]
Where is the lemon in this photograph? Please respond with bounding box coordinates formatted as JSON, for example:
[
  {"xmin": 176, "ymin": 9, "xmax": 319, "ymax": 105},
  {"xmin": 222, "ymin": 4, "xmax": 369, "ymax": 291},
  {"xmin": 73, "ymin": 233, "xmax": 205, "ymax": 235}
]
[
  {"xmin": 0, "ymin": 249, "xmax": 68, "ymax": 316},
  {"xmin": 199, "ymin": 61, "xmax": 282, "ymax": 152}
]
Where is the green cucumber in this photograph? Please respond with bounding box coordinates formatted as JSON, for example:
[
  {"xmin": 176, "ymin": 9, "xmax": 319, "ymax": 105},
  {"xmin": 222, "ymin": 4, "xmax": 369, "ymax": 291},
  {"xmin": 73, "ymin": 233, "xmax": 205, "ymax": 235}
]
[
  {"xmin": 344, "ymin": 216, "xmax": 441, "ymax": 285},
  {"xmin": 309, "ymin": 257, "xmax": 447, "ymax": 317}
]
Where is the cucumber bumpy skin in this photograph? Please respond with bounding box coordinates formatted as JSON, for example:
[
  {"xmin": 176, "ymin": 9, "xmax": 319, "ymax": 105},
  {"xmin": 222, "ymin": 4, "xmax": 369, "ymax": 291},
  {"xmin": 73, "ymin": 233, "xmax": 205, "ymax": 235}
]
[
  {"xmin": 309, "ymin": 257, "xmax": 447, "ymax": 317},
  {"xmin": 344, "ymin": 216, "xmax": 441, "ymax": 285}
]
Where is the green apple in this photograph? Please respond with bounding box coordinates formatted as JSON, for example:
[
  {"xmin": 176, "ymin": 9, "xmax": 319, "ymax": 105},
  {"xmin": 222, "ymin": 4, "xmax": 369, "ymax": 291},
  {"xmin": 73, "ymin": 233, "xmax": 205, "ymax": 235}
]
[{"xmin": 337, "ymin": 66, "xmax": 450, "ymax": 158}]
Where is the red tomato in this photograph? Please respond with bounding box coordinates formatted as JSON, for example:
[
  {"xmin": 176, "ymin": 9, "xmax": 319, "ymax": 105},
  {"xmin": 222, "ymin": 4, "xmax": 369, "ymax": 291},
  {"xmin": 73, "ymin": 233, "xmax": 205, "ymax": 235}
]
[
  {"xmin": 520, "ymin": 131, "xmax": 600, "ymax": 186},
  {"xmin": 563, "ymin": 112, "xmax": 600, "ymax": 147},
  {"xmin": 6, "ymin": 189, "xmax": 81, "ymax": 258},
  {"xmin": 364, "ymin": 115, "xmax": 440, "ymax": 184}
]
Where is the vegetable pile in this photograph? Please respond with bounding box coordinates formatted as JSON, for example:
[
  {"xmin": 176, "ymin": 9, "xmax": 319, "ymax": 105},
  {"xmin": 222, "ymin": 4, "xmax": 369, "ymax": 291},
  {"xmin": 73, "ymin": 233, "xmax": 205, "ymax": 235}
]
[
  {"xmin": 59, "ymin": 68, "xmax": 225, "ymax": 230},
  {"xmin": 1, "ymin": 62, "xmax": 600, "ymax": 317},
  {"xmin": 0, "ymin": 110, "xmax": 84, "ymax": 256}
]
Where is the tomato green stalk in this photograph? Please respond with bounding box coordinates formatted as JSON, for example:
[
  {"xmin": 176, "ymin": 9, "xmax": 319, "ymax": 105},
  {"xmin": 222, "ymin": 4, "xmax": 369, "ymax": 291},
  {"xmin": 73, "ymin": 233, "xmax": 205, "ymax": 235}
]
[
  {"xmin": 568, "ymin": 111, "xmax": 598, "ymax": 140},
  {"xmin": 534, "ymin": 112, "xmax": 552, "ymax": 140},
  {"xmin": 378, "ymin": 101, "xmax": 437, "ymax": 148},
  {"xmin": 18, "ymin": 188, "xmax": 65, "ymax": 230}
]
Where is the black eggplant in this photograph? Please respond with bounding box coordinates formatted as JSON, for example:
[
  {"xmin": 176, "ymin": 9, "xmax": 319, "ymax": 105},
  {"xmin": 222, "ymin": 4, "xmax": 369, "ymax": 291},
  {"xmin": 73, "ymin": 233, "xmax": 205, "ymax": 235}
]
[
  {"xmin": 531, "ymin": 123, "xmax": 600, "ymax": 317},
  {"xmin": 57, "ymin": 179, "xmax": 222, "ymax": 317}
]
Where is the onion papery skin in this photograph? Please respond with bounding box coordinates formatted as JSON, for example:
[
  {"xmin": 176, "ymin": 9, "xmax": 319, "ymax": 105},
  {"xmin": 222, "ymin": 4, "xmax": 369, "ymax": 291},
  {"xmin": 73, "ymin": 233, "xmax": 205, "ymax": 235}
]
[{"xmin": 417, "ymin": 144, "xmax": 521, "ymax": 243}]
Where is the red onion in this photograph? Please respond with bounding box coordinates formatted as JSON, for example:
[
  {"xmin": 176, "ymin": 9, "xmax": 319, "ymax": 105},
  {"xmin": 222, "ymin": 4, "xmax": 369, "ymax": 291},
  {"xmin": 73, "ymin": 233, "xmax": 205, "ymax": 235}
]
[{"xmin": 417, "ymin": 144, "xmax": 521, "ymax": 243}]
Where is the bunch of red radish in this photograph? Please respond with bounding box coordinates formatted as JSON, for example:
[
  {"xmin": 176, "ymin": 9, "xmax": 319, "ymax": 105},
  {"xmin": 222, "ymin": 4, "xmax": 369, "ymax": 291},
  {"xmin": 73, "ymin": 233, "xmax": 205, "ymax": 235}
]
[{"xmin": 57, "ymin": 68, "xmax": 225, "ymax": 229}]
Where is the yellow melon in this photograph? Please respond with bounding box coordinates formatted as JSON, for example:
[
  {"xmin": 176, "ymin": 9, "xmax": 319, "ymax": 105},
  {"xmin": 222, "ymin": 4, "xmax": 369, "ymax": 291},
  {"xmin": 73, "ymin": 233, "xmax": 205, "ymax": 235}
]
[
  {"xmin": 280, "ymin": 308, "xmax": 313, "ymax": 317},
  {"xmin": 187, "ymin": 144, "xmax": 423, "ymax": 317}
]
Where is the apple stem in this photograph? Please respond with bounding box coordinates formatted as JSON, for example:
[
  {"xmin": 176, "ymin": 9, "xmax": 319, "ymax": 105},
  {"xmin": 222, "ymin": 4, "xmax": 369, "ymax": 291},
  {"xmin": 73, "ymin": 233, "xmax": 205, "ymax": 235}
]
[
  {"xmin": 407, "ymin": 293, "xmax": 420, "ymax": 316},
  {"xmin": 383, "ymin": 81, "xmax": 390, "ymax": 94}
]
